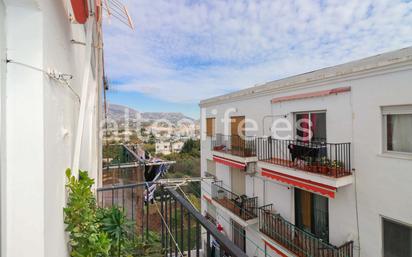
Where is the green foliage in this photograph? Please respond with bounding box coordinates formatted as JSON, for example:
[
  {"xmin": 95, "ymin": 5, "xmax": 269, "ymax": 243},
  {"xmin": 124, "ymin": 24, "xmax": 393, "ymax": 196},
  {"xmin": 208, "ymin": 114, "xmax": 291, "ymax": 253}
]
[
  {"xmin": 64, "ymin": 169, "xmax": 111, "ymax": 257},
  {"xmin": 148, "ymin": 132, "xmax": 156, "ymax": 145},
  {"xmin": 64, "ymin": 169, "xmax": 163, "ymax": 257},
  {"xmin": 127, "ymin": 232, "xmax": 162, "ymax": 257},
  {"xmin": 103, "ymin": 145, "xmax": 123, "ymax": 160},
  {"xmin": 164, "ymin": 154, "xmax": 200, "ymax": 178},
  {"xmin": 97, "ymin": 207, "xmax": 134, "ymax": 257},
  {"xmin": 144, "ymin": 143, "xmax": 156, "ymax": 155},
  {"xmin": 180, "ymin": 139, "xmax": 200, "ymax": 157}
]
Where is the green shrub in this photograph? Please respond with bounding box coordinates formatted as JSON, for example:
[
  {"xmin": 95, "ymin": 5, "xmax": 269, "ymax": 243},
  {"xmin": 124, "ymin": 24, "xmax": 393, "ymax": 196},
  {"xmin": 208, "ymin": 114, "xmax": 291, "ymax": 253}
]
[
  {"xmin": 64, "ymin": 169, "xmax": 111, "ymax": 257},
  {"xmin": 97, "ymin": 207, "xmax": 134, "ymax": 257}
]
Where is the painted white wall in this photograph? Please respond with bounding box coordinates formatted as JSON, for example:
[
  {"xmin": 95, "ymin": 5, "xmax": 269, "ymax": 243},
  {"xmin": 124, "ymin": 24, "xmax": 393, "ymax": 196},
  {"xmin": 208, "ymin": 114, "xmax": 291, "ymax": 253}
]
[
  {"xmin": 1, "ymin": 1, "xmax": 103, "ymax": 257},
  {"xmin": 200, "ymin": 51, "xmax": 412, "ymax": 257},
  {"xmin": 4, "ymin": 5, "xmax": 45, "ymax": 257},
  {"xmin": 350, "ymin": 69, "xmax": 412, "ymax": 257},
  {"xmin": 0, "ymin": 1, "xmax": 6, "ymax": 255}
]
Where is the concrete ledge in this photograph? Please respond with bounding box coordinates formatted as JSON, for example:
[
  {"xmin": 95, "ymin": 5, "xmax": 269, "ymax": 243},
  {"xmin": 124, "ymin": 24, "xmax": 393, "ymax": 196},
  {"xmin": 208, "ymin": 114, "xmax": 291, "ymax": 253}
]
[
  {"xmin": 258, "ymin": 161, "xmax": 354, "ymax": 188},
  {"xmin": 212, "ymin": 150, "xmax": 258, "ymax": 164}
]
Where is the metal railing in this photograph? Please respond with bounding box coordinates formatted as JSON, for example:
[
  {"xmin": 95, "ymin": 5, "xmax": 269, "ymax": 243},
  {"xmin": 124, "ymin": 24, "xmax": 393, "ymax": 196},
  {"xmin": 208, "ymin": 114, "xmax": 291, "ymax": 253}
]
[
  {"xmin": 211, "ymin": 181, "xmax": 258, "ymax": 220},
  {"xmin": 97, "ymin": 183, "xmax": 248, "ymax": 257},
  {"xmin": 212, "ymin": 133, "xmax": 257, "ymax": 157},
  {"xmin": 259, "ymin": 205, "xmax": 353, "ymax": 257},
  {"xmin": 205, "ymin": 212, "xmax": 217, "ymax": 225},
  {"xmin": 257, "ymin": 137, "xmax": 351, "ymax": 178}
]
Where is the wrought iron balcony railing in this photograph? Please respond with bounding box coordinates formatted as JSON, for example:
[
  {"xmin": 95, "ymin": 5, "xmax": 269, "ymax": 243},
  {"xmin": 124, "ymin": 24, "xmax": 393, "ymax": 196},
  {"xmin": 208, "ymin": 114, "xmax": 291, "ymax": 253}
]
[
  {"xmin": 257, "ymin": 137, "xmax": 351, "ymax": 178},
  {"xmin": 212, "ymin": 133, "xmax": 257, "ymax": 157},
  {"xmin": 97, "ymin": 183, "xmax": 248, "ymax": 257},
  {"xmin": 259, "ymin": 205, "xmax": 353, "ymax": 257},
  {"xmin": 211, "ymin": 181, "xmax": 258, "ymax": 220}
]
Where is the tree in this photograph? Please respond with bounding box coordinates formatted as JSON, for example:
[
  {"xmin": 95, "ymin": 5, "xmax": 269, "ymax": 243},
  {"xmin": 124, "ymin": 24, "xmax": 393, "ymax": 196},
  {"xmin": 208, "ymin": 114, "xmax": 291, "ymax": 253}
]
[
  {"xmin": 148, "ymin": 132, "xmax": 156, "ymax": 145},
  {"xmin": 180, "ymin": 139, "xmax": 200, "ymax": 157}
]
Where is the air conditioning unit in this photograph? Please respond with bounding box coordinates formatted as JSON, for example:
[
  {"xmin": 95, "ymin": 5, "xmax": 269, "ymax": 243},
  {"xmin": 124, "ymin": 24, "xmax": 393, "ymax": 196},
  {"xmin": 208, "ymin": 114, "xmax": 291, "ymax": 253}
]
[{"xmin": 245, "ymin": 162, "xmax": 257, "ymax": 176}]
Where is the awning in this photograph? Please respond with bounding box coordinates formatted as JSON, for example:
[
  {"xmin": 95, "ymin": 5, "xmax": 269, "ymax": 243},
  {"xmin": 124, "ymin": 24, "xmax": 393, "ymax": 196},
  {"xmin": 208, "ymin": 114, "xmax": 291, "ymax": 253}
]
[
  {"xmin": 70, "ymin": 0, "xmax": 89, "ymax": 24},
  {"xmin": 213, "ymin": 156, "xmax": 246, "ymax": 170},
  {"xmin": 271, "ymin": 86, "xmax": 351, "ymax": 104},
  {"xmin": 261, "ymin": 168, "xmax": 337, "ymax": 198}
]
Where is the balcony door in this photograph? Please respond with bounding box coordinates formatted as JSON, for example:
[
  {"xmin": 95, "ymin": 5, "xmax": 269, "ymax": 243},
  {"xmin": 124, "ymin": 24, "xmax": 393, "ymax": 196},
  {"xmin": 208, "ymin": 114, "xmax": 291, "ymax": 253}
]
[
  {"xmin": 295, "ymin": 112, "xmax": 326, "ymax": 142},
  {"xmin": 231, "ymin": 116, "xmax": 245, "ymax": 155},
  {"xmin": 231, "ymin": 167, "xmax": 246, "ymax": 196},
  {"xmin": 295, "ymin": 188, "xmax": 329, "ymax": 242}
]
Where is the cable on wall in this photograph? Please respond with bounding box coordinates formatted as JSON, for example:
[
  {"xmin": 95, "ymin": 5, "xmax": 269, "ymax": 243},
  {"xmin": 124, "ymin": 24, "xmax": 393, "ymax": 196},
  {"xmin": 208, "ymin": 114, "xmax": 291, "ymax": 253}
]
[{"xmin": 5, "ymin": 59, "xmax": 80, "ymax": 102}]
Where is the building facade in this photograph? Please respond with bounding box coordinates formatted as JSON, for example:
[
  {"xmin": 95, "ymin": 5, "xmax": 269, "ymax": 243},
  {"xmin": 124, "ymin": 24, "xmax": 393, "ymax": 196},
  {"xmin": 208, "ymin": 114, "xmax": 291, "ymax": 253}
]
[
  {"xmin": 200, "ymin": 47, "xmax": 412, "ymax": 257},
  {"xmin": 0, "ymin": 0, "xmax": 103, "ymax": 256},
  {"xmin": 156, "ymin": 141, "xmax": 185, "ymax": 155}
]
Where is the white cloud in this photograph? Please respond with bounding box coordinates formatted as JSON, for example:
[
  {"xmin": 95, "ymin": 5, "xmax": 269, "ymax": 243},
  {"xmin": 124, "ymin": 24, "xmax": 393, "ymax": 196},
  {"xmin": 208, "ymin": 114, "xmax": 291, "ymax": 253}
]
[{"xmin": 103, "ymin": 0, "xmax": 412, "ymax": 103}]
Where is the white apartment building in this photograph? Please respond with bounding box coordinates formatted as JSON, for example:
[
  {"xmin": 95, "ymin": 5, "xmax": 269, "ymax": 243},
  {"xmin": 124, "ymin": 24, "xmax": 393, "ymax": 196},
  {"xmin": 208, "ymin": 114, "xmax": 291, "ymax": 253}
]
[
  {"xmin": 156, "ymin": 141, "xmax": 185, "ymax": 155},
  {"xmin": 200, "ymin": 47, "xmax": 412, "ymax": 257},
  {"xmin": 156, "ymin": 141, "xmax": 173, "ymax": 155},
  {"xmin": 0, "ymin": 0, "xmax": 104, "ymax": 256}
]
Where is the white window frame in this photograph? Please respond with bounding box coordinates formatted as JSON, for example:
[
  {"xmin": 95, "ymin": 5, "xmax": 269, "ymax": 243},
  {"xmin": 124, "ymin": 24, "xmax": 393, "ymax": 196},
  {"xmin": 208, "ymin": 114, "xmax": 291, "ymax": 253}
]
[
  {"xmin": 293, "ymin": 110, "xmax": 327, "ymax": 142},
  {"xmin": 381, "ymin": 105, "xmax": 412, "ymax": 157}
]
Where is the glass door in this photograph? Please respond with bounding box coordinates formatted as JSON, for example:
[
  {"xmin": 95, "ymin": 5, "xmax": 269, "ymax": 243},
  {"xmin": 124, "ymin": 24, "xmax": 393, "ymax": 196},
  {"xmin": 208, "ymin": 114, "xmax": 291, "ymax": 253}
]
[
  {"xmin": 295, "ymin": 188, "xmax": 329, "ymax": 242},
  {"xmin": 295, "ymin": 112, "xmax": 326, "ymax": 142}
]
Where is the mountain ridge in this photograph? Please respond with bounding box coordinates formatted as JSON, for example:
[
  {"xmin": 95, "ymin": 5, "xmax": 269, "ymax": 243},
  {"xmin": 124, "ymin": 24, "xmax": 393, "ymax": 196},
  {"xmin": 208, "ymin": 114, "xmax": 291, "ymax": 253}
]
[{"xmin": 107, "ymin": 103, "xmax": 197, "ymax": 124}]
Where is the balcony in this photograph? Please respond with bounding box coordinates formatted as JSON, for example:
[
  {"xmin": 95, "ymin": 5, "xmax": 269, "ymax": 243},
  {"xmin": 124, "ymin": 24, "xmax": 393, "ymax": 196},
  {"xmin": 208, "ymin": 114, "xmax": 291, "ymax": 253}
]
[
  {"xmin": 97, "ymin": 183, "xmax": 248, "ymax": 257},
  {"xmin": 259, "ymin": 205, "xmax": 354, "ymax": 257},
  {"xmin": 211, "ymin": 181, "xmax": 258, "ymax": 221},
  {"xmin": 257, "ymin": 138, "xmax": 352, "ymax": 178},
  {"xmin": 212, "ymin": 134, "xmax": 257, "ymax": 158}
]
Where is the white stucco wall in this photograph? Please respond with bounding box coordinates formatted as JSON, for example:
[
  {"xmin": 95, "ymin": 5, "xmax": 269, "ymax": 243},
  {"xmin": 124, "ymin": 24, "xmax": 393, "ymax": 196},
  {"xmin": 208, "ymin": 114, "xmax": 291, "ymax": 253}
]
[
  {"xmin": 1, "ymin": 1, "xmax": 103, "ymax": 257},
  {"xmin": 0, "ymin": 1, "xmax": 6, "ymax": 255},
  {"xmin": 350, "ymin": 69, "xmax": 412, "ymax": 257}
]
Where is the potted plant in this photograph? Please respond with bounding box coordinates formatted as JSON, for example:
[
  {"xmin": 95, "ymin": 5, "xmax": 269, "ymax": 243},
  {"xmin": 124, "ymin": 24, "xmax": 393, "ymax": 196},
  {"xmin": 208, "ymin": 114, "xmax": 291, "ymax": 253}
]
[
  {"xmin": 304, "ymin": 156, "xmax": 316, "ymax": 172},
  {"xmin": 318, "ymin": 157, "xmax": 330, "ymax": 175},
  {"xmin": 329, "ymin": 160, "xmax": 344, "ymax": 177}
]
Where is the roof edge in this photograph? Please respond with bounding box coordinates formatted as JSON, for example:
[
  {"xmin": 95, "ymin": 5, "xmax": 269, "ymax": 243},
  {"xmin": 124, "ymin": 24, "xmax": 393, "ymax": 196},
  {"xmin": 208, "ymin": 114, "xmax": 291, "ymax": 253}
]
[{"xmin": 199, "ymin": 47, "xmax": 412, "ymax": 107}]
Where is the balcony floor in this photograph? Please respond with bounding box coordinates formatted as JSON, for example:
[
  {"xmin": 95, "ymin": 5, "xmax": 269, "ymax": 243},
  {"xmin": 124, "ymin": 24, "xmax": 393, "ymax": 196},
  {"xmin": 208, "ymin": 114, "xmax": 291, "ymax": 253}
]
[
  {"xmin": 261, "ymin": 157, "xmax": 351, "ymax": 178},
  {"xmin": 213, "ymin": 197, "xmax": 256, "ymax": 221},
  {"xmin": 213, "ymin": 149, "xmax": 256, "ymax": 158}
]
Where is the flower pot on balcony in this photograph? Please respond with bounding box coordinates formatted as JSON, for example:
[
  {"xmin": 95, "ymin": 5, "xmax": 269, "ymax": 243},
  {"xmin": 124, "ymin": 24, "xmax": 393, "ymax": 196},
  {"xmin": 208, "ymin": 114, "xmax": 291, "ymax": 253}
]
[
  {"xmin": 319, "ymin": 165, "xmax": 329, "ymax": 175},
  {"xmin": 329, "ymin": 167, "xmax": 338, "ymax": 177},
  {"xmin": 306, "ymin": 165, "xmax": 317, "ymax": 172},
  {"xmin": 213, "ymin": 145, "xmax": 225, "ymax": 151},
  {"xmin": 329, "ymin": 160, "xmax": 344, "ymax": 177}
]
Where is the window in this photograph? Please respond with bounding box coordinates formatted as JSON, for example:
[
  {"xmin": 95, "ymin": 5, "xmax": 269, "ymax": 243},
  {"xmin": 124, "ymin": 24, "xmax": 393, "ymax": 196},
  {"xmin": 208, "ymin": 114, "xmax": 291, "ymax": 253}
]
[
  {"xmin": 383, "ymin": 218, "xmax": 412, "ymax": 257},
  {"xmin": 383, "ymin": 106, "xmax": 412, "ymax": 154},
  {"xmin": 295, "ymin": 112, "xmax": 326, "ymax": 142},
  {"xmin": 206, "ymin": 117, "xmax": 215, "ymax": 137},
  {"xmin": 232, "ymin": 219, "xmax": 246, "ymax": 252}
]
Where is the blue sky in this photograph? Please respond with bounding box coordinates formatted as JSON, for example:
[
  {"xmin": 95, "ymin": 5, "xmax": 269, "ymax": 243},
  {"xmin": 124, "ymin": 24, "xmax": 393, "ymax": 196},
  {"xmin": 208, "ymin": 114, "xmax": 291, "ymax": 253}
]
[{"xmin": 103, "ymin": 0, "xmax": 412, "ymax": 119}]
